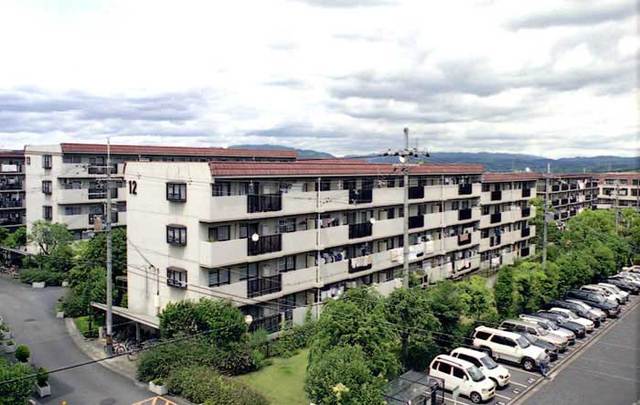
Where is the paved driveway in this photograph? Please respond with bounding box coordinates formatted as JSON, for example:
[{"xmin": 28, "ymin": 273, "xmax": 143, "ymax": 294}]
[{"xmin": 0, "ymin": 277, "xmax": 150, "ymax": 405}]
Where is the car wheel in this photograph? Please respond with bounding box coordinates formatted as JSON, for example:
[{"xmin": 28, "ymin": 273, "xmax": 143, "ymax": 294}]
[
  {"xmin": 522, "ymin": 358, "xmax": 535, "ymax": 371},
  {"xmin": 470, "ymin": 391, "xmax": 482, "ymax": 404}
]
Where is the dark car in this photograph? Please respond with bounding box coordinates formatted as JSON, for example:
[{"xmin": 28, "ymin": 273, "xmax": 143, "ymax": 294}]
[
  {"xmin": 564, "ymin": 290, "xmax": 620, "ymax": 318},
  {"xmin": 606, "ymin": 278, "xmax": 640, "ymax": 295},
  {"xmin": 535, "ymin": 311, "xmax": 586, "ymax": 338},
  {"xmin": 519, "ymin": 333, "xmax": 560, "ymax": 361},
  {"xmin": 547, "ymin": 300, "xmax": 601, "ymax": 327}
]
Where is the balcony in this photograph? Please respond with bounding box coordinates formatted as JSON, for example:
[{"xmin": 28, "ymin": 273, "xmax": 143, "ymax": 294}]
[
  {"xmin": 552, "ymin": 185, "xmax": 560, "ymax": 192},
  {"xmin": 490, "ymin": 190, "xmax": 502, "ymax": 201},
  {"xmin": 408, "ymin": 186, "xmax": 424, "ymax": 200},
  {"xmin": 561, "ymin": 184, "xmax": 569, "ymax": 191},
  {"xmin": 521, "ymin": 247, "xmax": 530, "ymax": 257},
  {"xmin": 458, "ymin": 232, "xmax": 472, "ymax": 246},
  {"xmin": 458, "ymin": 208, "xmax": 472, "ymax": 221},
  {"xmin": 248, "ymin": 313, "xmax": 282, "ymax": 333},
  {"xmin": 0, "ymin": 200, "xmax": 23, "ymax": 209},
  {"xmin": 561, "ymin": 198, "xmax": 568, "ymax": 205},
  {"xmin": 458, "ymin": 184, "xmax": 473, "ymax": 195},
  {"xmin": 408, "ymin": 215, "xmax": 424, "ymax": 229},
  {"xmin": 490, "ymin": 212, "xmax": 502, "ymax": 224},
  {"xmin": 521, "ymin": 207, "xmax": 531, "ymax": 218},
  {"xmin": 247, "ymin": 274, "xmax": 282, "ymax": 298},
  {"xmin": 521, "ymin": 227, "xmax": 531, "ymax": 237},
  {"xmin": 349, "ymin": 189, "xmax": 373, "ymax": 204},
  {"xmin": 247, "ymin": 194, "xmax": 282, "ymax": 213},
  {"xmin": 349, "ymin": 222, "xmax": 372, "ymax": 239},
  {"xmin": 489, "ymin": 235, "xmax": 502, "ymax": 247},
  {"xmin": 248, "ymin": 234, "xmax": 282, "ymax": 256},
  {"xmin": 522, "ymin": 188, "xmax": 531, "ymax": 198},
  {"xmin": 349, "ymin": 256, "xmax": 373, "ymax": 273},
  {"xmin": 0, "ymin": 182, "xmax": 23, "ymax": 192}
]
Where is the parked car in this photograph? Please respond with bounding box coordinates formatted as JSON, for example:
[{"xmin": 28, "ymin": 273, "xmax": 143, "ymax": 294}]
[
  {"xmin": 547, "ymin": 308, "xmax": 595, "ymax": 333},
  {"xmin": 604, "ymin": 278, "xmax": 639, "ymax": 295},
  {"xmin": 564, "ymin": 299, "xmax": 608, "ymax": 323},
  {"xmin": 547, "ymin": 300, "xmax": 602, "ymax": 327},
  {"xmin": 581, "ymin": 285, "xmax": 626, "ymax": 305},
  {"xmin": 450, "ymin": 347, "xmax": 511, "ymax": 388},
  {"xmin": 535, "ymin": 311, "xmax": 586, "ymax": 338},
  {"xmin": 519, "ymin": 314, "xmax": 576, "ymax": 344},
  {"xmin": 618, "ymin": 272, "xmax": 640, "ymax": 282},
  {"xmin": 499, "ymin": 319, "xmax": 569, "ymax": 351},
  {"xmin": 428, "ymin": 354, "xmax": 496, "ymax": 403},
  {"xmin": 518, "ymin": 332, "xmax": 560, "ymax": 361},
  {"xmin": 597, "ymin": 283, "xmax": 630, "ymax": 302},
  {"xmin": 565, "ymin": 290, "xmax": 620, "ymax": 318},
  {"xmin": 471, "ymin": 326, "xmax": 550, "ymax": 372}
]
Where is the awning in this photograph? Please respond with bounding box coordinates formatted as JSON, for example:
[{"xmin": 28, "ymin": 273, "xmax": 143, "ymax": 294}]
[{"xmin": 91, "ymin": 302, "xmax": 160, "ymax": 329}]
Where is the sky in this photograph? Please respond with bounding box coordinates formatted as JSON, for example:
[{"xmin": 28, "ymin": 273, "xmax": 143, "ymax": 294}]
[{"xmin": 0, "ymin": 0, "xmax": 637, "ymax": 158}]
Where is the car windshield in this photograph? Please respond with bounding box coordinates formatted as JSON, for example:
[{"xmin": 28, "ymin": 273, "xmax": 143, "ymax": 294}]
[
  {"xmin": 537, "ymin": 327, "xmax": 548, "ymax": 336},
  {"xmin": 565, "ymin": 312, "xmax": 577, "ymax": 319},
  {"xmin": 516, "ymin": 336, "xmax": 530, "ymax": 348},
  {"xmin": 547, "ymin": 322, "xmax": 558, "ymax": 330},
  {"xmin": 479, "ymin": 355, "xmax": 498, "ymax": 370},
  {"xmin": 467, "ymin": 366, "xmax": 486, "ymax": 382}
]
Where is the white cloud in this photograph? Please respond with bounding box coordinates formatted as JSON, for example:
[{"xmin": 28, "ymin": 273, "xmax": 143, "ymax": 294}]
[{"xmin": 0, "ymin": 0, "xmax": 637, "ymax": 158}]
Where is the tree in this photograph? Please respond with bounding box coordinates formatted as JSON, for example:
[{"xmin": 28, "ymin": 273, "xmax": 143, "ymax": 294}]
[
  {"xmin": 0, "ymin": 358, "xmax": 36, "ymax": 405},
  {"xmin": 384, "ymin": 288, "xmax": 440, "ymax": 370},
  {"xmin": 494, "ymin": 266, "xmax": 516, "ymax": 318},
  {"xmin": 29, "ymin": 220, "xmax": 72, "ymax": 255},
  {"xmin": 3, "ymin": 227, "xmax": 26, "ymax": 249},
  {"xmin": 305, "ymin": 346, "xmax": 386, "ymax": 405},
  {"xmin": 424, "ymin": 281, "xmax": 469, "ymax": 352},
  {"xmin": 194, "ymin": 298, "xmax": 247, "ymax": 347},
  {"xmin": 458, "ymin": 276, "xmax": 498, "ymax": 322},
  {"xmin": 77, "ymin": 228, "xmax": 127, "ymax": 278}
]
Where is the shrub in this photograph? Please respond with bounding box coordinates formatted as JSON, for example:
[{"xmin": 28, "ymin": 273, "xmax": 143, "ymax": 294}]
[
  {"xmin": 167, "ymin": 365, "xmax": 268, "ymax": 405},
  {"xmin": 0, "ymin": 358, "xmax": 36, "ymax": 403},
  {"xmin": 19, "ymin": 269, "xmax": 63, "ymax": 286},
  {"xmin": 36, "ymin": 367, "xmax": 49, "ymax": 387},
  {"xmin": 14, "ymin": 345, "xmax": 29, "ymax": 362}
]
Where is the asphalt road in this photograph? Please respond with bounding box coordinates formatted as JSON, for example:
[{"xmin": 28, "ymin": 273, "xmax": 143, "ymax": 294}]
[
  {"xmin": 0, "ymin": 277, "xmax": 150, "ymax": 405},
  {"xmin": 522, "ymin": 297, "xmax": 640, "ymax": 405}
]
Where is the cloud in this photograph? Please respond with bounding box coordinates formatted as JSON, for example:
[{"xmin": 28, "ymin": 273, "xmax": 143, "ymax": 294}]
[
  {"xmin": 509, "ymin": 1, "xmax": 636, "ymax": 29},
  {"xmin": 292, "ymin": 0, "xmax": 395, "ymax": 7}
]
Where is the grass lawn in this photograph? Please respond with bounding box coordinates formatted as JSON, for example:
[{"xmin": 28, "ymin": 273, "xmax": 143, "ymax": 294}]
[{"xmin": 236, "ymin": 349, "xmax": 309, "ymax": 405}]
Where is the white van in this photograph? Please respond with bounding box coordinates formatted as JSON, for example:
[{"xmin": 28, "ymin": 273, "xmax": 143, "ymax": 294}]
[
  {"xmin": 472, "ymin": 326, "xmax": 550, "ymax": 372},
  {"xmin": 450, "ymin": 347, "xmax": 511, "ymax": 388},
  {"xmin": 428, "ymin": 354, "xmax": 496, "ymax": 403},
  {"xmin": 597, "ymin": 283, "xmax": 629, "ymax": 302}
]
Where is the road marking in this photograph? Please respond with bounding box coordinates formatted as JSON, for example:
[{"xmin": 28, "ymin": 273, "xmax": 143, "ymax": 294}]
[
  {"xmin": 508, "ymin": 381, "xmax": 528, "ymax": 388},
  {"xmin": 495, "ymin": 393, "xmax": 513, "ymax": 400}
]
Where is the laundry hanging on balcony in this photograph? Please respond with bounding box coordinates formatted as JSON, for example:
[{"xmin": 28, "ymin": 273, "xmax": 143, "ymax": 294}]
[{"xmin": 350, "ymin": 255, "xmax": 372, "ymax": 269}]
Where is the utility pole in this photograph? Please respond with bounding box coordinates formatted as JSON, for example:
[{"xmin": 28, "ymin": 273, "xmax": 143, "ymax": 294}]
[
  {"xmin": 542, "ymin": 163, "xmax": 550, "ymax": 270},
  {"xmin": 105, "ymin": 138, "xmax": 113, "ymax": 355},
  {"xmin": 614, "ymin": 179, "xmax": 620, "ymax": 233}
]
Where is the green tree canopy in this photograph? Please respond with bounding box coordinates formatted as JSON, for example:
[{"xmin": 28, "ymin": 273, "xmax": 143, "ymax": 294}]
[{"xmin": 29, "ymin": 220, "xmax": 72, "ymax": 255}]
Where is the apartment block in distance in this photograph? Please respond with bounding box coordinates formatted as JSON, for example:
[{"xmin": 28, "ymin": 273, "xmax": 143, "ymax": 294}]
[
  {"xmin": 536, "ymin": 173, "xmax": 598, "ymax": 223},
  {"xmin": 479, "ymin": 173, "xmax": 537, "ymax": 272},
  {"xmin": 0, "ymin": 150, "xmax": 26, "ymax": 229},
  {"xmin": 24, "ymin": 143, "xmax": 297, "ymax": 240},
  {"xmin": 596, "ymin": 173, "xmax": 640, "ymax": 210},
  {"xmin": 124, "ymin": 160, "xmax": 484, "ymax": 333}
]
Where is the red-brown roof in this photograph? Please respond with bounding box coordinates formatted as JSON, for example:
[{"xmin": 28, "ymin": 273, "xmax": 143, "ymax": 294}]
[
  {"xmin": 60, "ymin": 143, "xmax": 297, "ymax": 159},
  {"xmin": 537, "ymin": 173, "xmax": 597, "ymax": 180},
  {"xmin": 209, "ymin": 161, "xmax": 483, "ymax": 177},
  {"xmin": 596, "ymin": 172, "xmax": 640, "ymax": 180},
  {"xmin": 0, "ymin": 149, "xmax": 24, "ymax": 159},
  {"xmin": 482, "ymin": 172, "xmax": 540, "ymax": 182}
]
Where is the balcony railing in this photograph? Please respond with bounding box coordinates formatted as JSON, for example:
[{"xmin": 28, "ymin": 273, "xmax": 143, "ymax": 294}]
[
  {"xmin": 458, "ymin": 208, "xmax": 472, "ymax": 221},
  {"xmin": 521, "ymin": 227, "xmax": 531, "ymax": 237},
  {"xmin": 408, "ymin": 186, "xmax": 424, "ymax": 200},
  {"xmin": 489, "ymin": 235, "xmax": 501, "ymax": 247},
  {"xmin": 348, "ymin": 222, "xmax": 372, "ymax": 239},
  {"xmin": 249, "ymin": 313, "xmax": 281, "ymax": 334},
  {"xmin": 458, "ymin": 233, "xmax": 472, "ymax": 246},
  {"xmin": 247, "ymin": 274, "xmax": 282, "ymax": 298},
  {"xmin": 348, "ymin": 189, "xmax": 373, "ymax": 204},
  {"xmin": 490, "ymin": 190, "xmax": 502, "ymax": 201},
  {"xmin": 561, "ymin": 184, "xmax": 569, "ymax": 191},
  {"xmin": 248, "ymin": 234, "xmax": 282, "ymax": 256},
  {"xmin": 569, "ymin": 210, "xmax": 577, "ymax": 217},
  {"xmin": 88, "ymin": 212, "xmax": 118, "ymax": 225},
  {"xmin": 521, "ymin": 207, "xmax": 531, "ymax": 218},
  {"xmin": 349, "ymin": 257, "xmax": 373, "ymax": 274},
  {"xmin": 167, "ymin": 278, "xmax": 187, "ymax": 288},
  {"xmin": 0, "ymin": 183, "xmax": 23, "ymax": 191},
  {"xmin": 522, "ymin": 188, "xmax": 531, "ymax": 198},
  {"xmin": 490, "ymin": 212, "xmax": 502, "ymax": 224},
  {"xmin": 408, "ymin": 215, "xmax": 424, "ymax": 229},
  {"xmin": 247, "ymin": 194, "xmax": 282, "ymax": 213},
  {"xmin": 561, "ymin": 198, "xmax": 568, "ymax": 205},
  {"xmin": 552, "ymin": 185, "xmax": 560, "ymax": 192},
  {"xmin": 0, "ymin": 200, "xmax": 23, "ymax": 208},
  {"xmin": 458, "ymin": 184, "xmax": 473, "ymax": 195},
  {"xmin": 570, "ymin": 184, "xmax": 578, "ymax": 190},
  {"xmin": 521, "ymin": 247, "xmax": 530, "ymax": 257},
  {"xmin": 0, "ymin": 216, "xmax": 23, "ymax": 226}
]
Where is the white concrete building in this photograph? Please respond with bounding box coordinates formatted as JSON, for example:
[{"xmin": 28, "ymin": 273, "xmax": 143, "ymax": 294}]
[
  {"xmin": 0, "ymin": 149, "xmax": 26, "ymax": 229},
  {"xmin": 479, "ymin": 173, "xmax": 537, "ymax": 272},
  {"xmin": 536, "ymin": 173, "xmax": 598, "ymax": 223},
  {"xmin": 596, "ymin": 173, "xmax": 640, "ymax": 210},
  {"xmin": 125, "ymin": 160, "xmax": 484, "ymax": 333},
  {"xmin": 24, "ymin": 143, "xmax": 296, "ymax": 241}
]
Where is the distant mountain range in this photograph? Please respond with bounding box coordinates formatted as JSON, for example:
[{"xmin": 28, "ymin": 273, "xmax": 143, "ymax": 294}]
[{"xmin": 230, "ymin": 144, "xmax": 639, "ymax": 173}]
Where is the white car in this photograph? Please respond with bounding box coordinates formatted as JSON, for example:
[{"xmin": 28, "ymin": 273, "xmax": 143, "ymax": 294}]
[
  {"xmin": 548, "ymin": 308, "xmax": 595, "ymax": 332},
  {"xmin": 472, "ymin": 326, "xmax": 550, "ymax": 372},
  {"xmin": 519, "ymin": 314, "xmax": 576, "ymax": 344},
  {"xmin": 450, "ymin": 347, "xmax": 511, "ymax": 388},
  {"xmin": 565, "ymin": 299, "xmax": 607, "ymax": 322},
  {"xmin": 429, "ymin": 354, "xmax": 496, "ymax": 403},
  {"xmin": 598, "ymin": 283, "xmax": 630, "ymax": 302},
  {"xmin": 579, "ymin": 285, "xmax": 620, "ymax": 306}
]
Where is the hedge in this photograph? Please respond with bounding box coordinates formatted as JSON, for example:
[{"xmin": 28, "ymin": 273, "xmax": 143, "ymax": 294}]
[{"xmin": 19, "ymin": 269, "xmax": 63, "ymax": 286}]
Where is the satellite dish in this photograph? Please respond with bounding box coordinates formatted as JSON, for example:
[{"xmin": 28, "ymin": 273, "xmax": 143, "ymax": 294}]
[
  {"xmin": 251, "ymin": 233, "xmax": 260, "ymax": 242},
  {"xmin": 244, "ymin": 315, "xmax": 253, "ymax": 325},
  {"xmin": 369, "ymin": 218, "xmax": 376, "ymax": 224}
]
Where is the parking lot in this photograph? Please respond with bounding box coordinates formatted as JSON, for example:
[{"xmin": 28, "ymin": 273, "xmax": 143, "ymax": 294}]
[{"xmin": 440, "ymin": 295, "xmax": 640, "ymax": 405}]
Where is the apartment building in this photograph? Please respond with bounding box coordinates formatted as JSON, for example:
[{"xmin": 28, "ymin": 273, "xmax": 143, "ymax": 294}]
[
  {"xmin": 124, "ymin": 160, "xmax": 484, "ymax": 333},
  {"xmin": 479, "ymin": 173, "xmax": 537, "ymax": 272},
  {"xmin": 536, "ymin": 174, "xmax": 598, "ymax": 223},
  {"xmin": 24, "ymin": 143, "xmax": 296, "ymax": 240},
  {"xmin": 0, "ymin": 150, "xmax": 26, "ymax": 229},
  {"xmin": 596, "ymin": 173, "xmax": 640, "ymax": 210}
]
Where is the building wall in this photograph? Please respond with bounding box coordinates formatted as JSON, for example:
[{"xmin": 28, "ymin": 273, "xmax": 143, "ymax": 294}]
[
  {"xmin": 536, "ymin": 175, "xmax": 598, "ymax": 223},
  {"xmin": 0, "ymin": 152, "xmax": 26, "ymax": 229},
  {"xmin": 596, "ymin": 173, "xmax": 640, "ymax": 210}
]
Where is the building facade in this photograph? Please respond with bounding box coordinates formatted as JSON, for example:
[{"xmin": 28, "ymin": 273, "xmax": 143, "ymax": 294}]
[
  {"xmin": 596, "ymin": 173, "xmax": 640, "ymax": 210},
  {"xmin": 0, "ymin": 150, "xmax": 26, "ymax": 229},
  {"xmin": 24, "ymin": 143, "xmax": 296, "ymax": 240},
  {"xmin": 479, "ymin": 173, "xmax": 537, "ymax": 272},
  {"xmin": 125, "ymin": 160, "xmax": 484, "ymax": 332},
  {"xmin": 536, "ymin": 174, "xmax": 598, "ymax": 224}
]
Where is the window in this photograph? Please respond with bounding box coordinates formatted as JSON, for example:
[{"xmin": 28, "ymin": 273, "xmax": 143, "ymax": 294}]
[
  {"xmin": 212, "ymin": 182, "xmax": 231, "ymax": 197},
  {"xmin": 277, "ymin": 255, "xmax": 296, "ymax": 272},
  {"xmin": 278, "ymin": 218, "xmax": 296, "ymax": 233},
  {"xmin": 241, "ymin": 263, "xmax": 258, "ymax": 281},
  {"xmin": 64, "ymin": 206, "xmax": 82, "ymax": 216},
  {"xmin": 166, "ymin": 225, "xmax": 187, "ymax": 246},
  {"xmin": 42, "ymin": 180, "xmax": 52, "ymax": 194},
  {"xmin": 482, "ymin": 184, "xmax": 490, "ymax": 192},
  {"xmin": 42, "ymin": 155, "xmax": 52, "ymax": 169},
  {"xmin": 458, "ymin": 354, "xmax": 480, "ymax": 368},
  {"xmin": 116, "ymin": 202, "xmax": 127, "ymax": 212},
  {"xmin": 209, "ymin": 225, "xmax": 230, "ymax": 242},
  {"xmin": 166, "ymin": 182, "xmax": 187, "ymax": 202},
  {"xmin": 208, "ymin": 268, "xmax": 230, "ymax": 287},
  {"xmin": 239, "ymin": 223, "xmax": 248, "ymax": 239},
  {"xmin": 437, "ymin": 362, "xmax": 452, "ymax": 374},
  {"xmin": 167, "ymin": 267, "xmax": 187, "ymax": 288},
  {"xmin": 42, "ymin": 205, "xmax": 52, "ymax": 220},
  {"xmin": 474, "ymin": 331, "xmax": 491, "ymax": 341},
  {"xmin": 490, "ymin": 335, "xmax": 516, "ymax": 347},
  {"xmin": 63, "ymin": 155, "xmax": 82, "ymax": 164},
  {"xmin": 452, "ymin": 367, "xmax": 466, "ymax": 379}
]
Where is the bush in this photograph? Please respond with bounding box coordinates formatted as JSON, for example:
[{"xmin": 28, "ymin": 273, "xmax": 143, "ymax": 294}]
[
  {"xmin": 0, "ymin": 357, "xmax": 37, "ymax": 403},
  {"xmin": 36, "ymin": 367, "xmax": 49, "ymax": 387},
  {"xmin": 19, "ymin": 269, "xmax": 63, "ymax": 286},
  {"xmin": 62, "ymin": 290, "xmax": 88, "ymax": 318},
  {"xmin": 14, "ymin": 345, "xmax": 29, "ymax": 362},
  {"xmin": 167, "ymin": 365, "xmax": 268, "ymax": 405}
]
